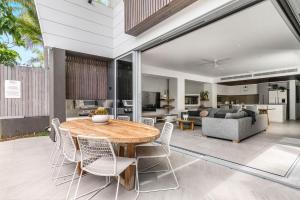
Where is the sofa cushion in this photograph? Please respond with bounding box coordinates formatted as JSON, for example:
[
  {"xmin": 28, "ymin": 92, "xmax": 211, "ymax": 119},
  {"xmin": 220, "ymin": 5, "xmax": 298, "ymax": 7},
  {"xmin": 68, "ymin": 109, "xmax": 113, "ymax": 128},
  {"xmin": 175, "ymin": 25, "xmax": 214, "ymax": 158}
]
[
  {"xmin": 214, "ymin": 109, "xmax": 236, "ymax": 118},
  {"xmin": 188, "ymin": 110, "xmax": 200, "ymax": 117},
  {"xmin": 225, "ymin": 111, "xmax": 247, "ymax": 119},
  {"xmin": 208, "ymin": 108, "xmax": 219, "ymax": 117}
]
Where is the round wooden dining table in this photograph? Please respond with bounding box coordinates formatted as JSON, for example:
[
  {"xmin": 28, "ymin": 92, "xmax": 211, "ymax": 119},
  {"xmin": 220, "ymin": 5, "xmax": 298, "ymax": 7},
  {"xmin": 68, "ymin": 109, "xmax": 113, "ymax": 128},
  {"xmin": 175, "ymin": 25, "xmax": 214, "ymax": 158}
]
[{"xmin": 60, "ymin": 118, "xmax": 160, "ymax": 190}]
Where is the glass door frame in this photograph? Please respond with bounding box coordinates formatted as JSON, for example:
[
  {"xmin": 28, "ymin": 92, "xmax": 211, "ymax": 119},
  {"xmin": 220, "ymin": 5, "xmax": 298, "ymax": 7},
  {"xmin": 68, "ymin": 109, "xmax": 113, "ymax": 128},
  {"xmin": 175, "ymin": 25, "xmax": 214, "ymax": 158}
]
[{"xmin": 113, "ymin": 51, "xmax": 142, "ymax": 122}]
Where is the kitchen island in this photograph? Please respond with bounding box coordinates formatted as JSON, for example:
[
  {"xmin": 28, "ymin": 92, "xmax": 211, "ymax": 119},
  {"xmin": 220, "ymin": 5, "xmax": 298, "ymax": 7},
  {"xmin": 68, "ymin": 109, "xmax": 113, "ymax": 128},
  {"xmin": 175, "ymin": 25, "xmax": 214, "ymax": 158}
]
[{"xmin": 257, "ymin": 104, "xmax": 287, "ymax": 123}]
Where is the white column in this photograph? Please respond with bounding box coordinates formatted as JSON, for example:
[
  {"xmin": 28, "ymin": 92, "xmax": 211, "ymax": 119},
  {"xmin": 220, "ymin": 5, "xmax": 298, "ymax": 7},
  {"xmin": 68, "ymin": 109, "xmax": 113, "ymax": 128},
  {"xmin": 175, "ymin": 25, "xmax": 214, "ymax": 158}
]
[
  {"xmin": 289, "ymin": 80, "xmax": 296, "ymax": 120},
  {"xmin": 132, "ymin": 51, "xmax": 142, "ymax": 122},
  {"xmin": 203, "ymin": 83, "xmax": 217, "ymax": 108},
  {"xmin": 211, "ymin": 83, "xmax": 218, "ymax": 108},
  {"xmin": 177, "ymin": 77, "xmax": 185, "ymax": 112}
]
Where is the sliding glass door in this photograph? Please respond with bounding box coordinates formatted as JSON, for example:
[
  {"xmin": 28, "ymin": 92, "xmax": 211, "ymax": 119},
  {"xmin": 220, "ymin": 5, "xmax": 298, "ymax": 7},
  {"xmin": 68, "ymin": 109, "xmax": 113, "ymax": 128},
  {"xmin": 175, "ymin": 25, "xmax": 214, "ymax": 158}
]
[{"xmin": 114, "ymin": 51, "xmax": 141, "ymax": 121}]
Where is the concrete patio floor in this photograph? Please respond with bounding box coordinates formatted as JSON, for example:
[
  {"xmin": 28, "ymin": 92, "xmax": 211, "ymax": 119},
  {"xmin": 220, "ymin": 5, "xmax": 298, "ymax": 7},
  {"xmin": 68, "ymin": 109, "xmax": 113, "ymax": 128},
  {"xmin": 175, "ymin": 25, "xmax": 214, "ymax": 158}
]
[{"xmin": 0, "ymin": 136, "xmax": 300, "ymax": 200}]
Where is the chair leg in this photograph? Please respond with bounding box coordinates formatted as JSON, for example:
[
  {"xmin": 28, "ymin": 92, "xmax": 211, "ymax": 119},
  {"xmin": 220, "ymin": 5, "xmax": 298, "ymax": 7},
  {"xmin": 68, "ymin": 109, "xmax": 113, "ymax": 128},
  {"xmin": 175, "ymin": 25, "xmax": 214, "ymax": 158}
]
[
  {"xmin": 136, "ymin": 156, "xmax": 179, "ymax": 193},
  {"xmin": 51, "ymin": 147, "xmax": 59, "ymax": 167},
  {"xmin": 73, "ymin": 170, "xmax": 83, "ymax": 200},
  {"xmin": 115, "ymin": 176, "xmax": 120, "ymax": 200},
  {"xmin": 74, "ymin": 175, "xmax": 111, "ymax": 200},
  {"xmin": 139, "ymin": 158, "xmax": 169, "ymax": 174},
  {"xmin": 55, "ymin": 156, "xmax": 65, "ymax": 185},
  {"xmin": 135, "ymin": 159, "xmax": 140, "ymax": 200},
  {"xmin": 52, "ymin": 150, "xmax": 62, "ymax": 179},
  {"xmin": 166, "ymin": 156, "xmax": 179, "ymax": 190},
  {"xmin": 66, "ymin": 163, "xmax": 78, "ymax": 200},
  {"xmin": 49, "ymin": 143, "xmax": 56, "ymax": 164}
]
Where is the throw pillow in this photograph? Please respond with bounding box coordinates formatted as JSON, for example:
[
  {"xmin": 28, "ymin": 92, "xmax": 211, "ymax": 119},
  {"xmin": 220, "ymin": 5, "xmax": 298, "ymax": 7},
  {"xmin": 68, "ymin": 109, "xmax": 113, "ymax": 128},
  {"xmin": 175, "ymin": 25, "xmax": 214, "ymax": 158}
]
[{"xmin": 200, "ymin": 110, "xmax": 209, "ymax": 118}]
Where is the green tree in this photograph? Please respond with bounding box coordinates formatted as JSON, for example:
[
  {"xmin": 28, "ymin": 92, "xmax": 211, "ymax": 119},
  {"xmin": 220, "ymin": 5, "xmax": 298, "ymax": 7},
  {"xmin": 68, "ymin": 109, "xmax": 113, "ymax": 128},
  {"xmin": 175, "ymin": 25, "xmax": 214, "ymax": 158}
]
[
  {"xmin": 0, "ymin": 0, "xmax": 44, "ymax": 67},
  {"xmin": 5, "ymin": 0, "xmax": 44, "ymax": 67},
  {"xmin": 8, "ymin": 0, "xmax": 43, "ymax": 47},
  {"xmin": 0, "ymin": 0, "xmax": 24, "ymax": 65},
  {"xmin": 0, "ymin": 44, "xmax": 20, "ymax": 66}
]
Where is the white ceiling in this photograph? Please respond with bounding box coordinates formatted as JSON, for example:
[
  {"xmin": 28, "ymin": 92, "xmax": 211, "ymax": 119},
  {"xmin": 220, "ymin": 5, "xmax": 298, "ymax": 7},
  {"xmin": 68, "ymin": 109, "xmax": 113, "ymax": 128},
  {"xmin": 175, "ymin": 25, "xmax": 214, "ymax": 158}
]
[{"xmin": 142, "ymin": 0, "xmax": 300, "ymax": 78}]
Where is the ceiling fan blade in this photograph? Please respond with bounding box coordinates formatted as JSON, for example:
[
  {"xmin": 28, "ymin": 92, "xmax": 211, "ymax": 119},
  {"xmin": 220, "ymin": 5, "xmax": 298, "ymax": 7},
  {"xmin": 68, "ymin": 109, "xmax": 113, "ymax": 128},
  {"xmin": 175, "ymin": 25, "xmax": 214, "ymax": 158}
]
[
  {"xmin": 201, "ymin": 59, "xmax": 213, "ymax": 63},
  {"xmin": 217, "ymin": 57, "xmax": 231, "ymax": 63},
  {"xmin": 198, "ymin": 62, "xmax": 212, "ymax": 66}
]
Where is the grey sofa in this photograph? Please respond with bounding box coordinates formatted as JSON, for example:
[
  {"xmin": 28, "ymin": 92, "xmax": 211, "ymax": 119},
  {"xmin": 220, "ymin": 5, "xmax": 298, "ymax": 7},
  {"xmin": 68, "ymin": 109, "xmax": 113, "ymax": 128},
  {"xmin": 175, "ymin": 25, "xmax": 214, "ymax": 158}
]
[{"xmin": 202, "ymin": 114, "xmax": 268, "ymax": 142}]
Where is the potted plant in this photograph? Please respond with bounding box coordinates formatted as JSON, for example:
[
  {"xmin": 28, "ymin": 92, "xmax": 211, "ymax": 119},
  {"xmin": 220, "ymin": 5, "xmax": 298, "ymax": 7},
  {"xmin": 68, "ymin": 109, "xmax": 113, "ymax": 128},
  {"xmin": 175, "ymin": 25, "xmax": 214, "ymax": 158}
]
[
  {"xmin": 200, "ymin": 90, "xmax": 209, "ymax": 108},
  {"xmin": 90, "ymin": 107, "xmax": 109, "ymax": 124}
]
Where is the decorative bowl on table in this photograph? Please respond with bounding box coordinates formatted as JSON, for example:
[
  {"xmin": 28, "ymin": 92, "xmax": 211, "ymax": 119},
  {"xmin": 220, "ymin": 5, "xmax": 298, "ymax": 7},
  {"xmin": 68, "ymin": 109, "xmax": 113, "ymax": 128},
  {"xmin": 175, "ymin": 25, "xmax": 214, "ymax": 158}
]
[
  {"xmin": 92, "ymin": 115, "xmax": 109, "ymax": 124},
  {"xmin": 90, "ymin": 107, "xmax": 109, "ymax": 124}
]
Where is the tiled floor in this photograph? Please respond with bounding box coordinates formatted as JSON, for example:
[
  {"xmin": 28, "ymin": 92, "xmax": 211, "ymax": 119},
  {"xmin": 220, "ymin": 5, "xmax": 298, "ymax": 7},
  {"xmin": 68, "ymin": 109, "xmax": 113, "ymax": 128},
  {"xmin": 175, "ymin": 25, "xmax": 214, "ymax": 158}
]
[{"xmin": 0, "ymin": 134, "xmax": 300, "ymax": 200}]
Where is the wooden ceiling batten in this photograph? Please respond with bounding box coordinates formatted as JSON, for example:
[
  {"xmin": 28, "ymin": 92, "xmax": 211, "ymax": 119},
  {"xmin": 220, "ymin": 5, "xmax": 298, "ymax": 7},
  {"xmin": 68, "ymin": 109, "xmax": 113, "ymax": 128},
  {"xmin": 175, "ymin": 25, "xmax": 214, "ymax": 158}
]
[{"xmin": 124, "ymin": 0, "xmax": 198, "ymax": 36}]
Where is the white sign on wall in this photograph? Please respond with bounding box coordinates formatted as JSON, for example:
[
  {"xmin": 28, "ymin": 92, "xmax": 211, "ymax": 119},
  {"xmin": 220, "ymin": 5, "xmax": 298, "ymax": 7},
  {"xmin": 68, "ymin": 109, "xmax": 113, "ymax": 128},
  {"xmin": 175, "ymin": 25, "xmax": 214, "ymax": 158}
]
[{"xmin": 5, "ymin": 80, "xmax": 21, "ymax": 98}]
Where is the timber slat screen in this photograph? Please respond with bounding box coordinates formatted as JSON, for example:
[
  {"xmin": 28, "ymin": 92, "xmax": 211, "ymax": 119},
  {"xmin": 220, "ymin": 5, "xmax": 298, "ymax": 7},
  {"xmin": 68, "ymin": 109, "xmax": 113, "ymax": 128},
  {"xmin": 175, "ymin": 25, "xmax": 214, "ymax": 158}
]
[
  {"xmin": 0, "ymin": 65, "xmax": 49, "ymax": 117},
  {"xmin": 66, "ymin": 55, "xmax": 108, "ymax": 100},
  {"xmin": 124, "ymin": 0, "xmax": 197, "ymax": 36}
]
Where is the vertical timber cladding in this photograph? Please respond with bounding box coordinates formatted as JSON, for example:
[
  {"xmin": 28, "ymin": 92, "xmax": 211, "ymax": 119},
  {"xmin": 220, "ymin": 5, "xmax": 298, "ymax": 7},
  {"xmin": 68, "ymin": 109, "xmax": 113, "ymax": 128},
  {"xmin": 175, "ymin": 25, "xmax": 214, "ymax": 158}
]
[
  {"xmin": 65, "ymin": 55, "xmax": 109, "ymax": 100},
  {"xmin": 0, "ymin": 65, "xmax": 49, "ymax": 117},
  {"xmin": 124, "ymin": 0, "xmax": 198, "ymax": 36}
]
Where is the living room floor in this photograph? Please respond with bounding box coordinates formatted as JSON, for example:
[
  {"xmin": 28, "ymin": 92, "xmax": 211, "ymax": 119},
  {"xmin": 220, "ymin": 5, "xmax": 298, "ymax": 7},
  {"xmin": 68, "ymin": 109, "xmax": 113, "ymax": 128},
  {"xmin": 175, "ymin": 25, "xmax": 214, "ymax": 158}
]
[{"xmin": 156, "ymin": 120, "xmax": 300, "ymax": 189}]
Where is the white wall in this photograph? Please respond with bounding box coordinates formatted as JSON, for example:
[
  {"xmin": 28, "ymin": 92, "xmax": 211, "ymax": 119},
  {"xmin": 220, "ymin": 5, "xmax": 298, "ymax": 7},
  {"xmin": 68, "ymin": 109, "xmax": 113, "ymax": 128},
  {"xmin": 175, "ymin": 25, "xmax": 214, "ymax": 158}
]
[
  {"xmin": 289, "ymin": 80, "xmax": 297, "ymax": 120},
  {"xmin": 217, "ymin": 84, "xmax": 258, "ymax": 95},
  {"xmin": 185, "ymin": 80, "xmax": 204, "ymax": 94},
  {"xmin": 142, "ymin": 64, "xmax": 214, "ymax": 83},
  {"xmin": 142, "ymin": 64, "xmax": 215, "ymax": 112},
  {"xmin": 35, "ymin": 0, "xmax": 114, "ymax": 57},
  {"xmin": 142, "ymin": 75, "xmax": 167, "ymax": 94},
  {"xmin": 169, "ymin": 79, "xmax": 178, "ymax": 114},
  {"xmin": 36, "ymin": 0, "xmax": 233, "ymax": 58},
  {"xmin": 141, "ymin": 75, "xmax": 177, "ymax": 114}
]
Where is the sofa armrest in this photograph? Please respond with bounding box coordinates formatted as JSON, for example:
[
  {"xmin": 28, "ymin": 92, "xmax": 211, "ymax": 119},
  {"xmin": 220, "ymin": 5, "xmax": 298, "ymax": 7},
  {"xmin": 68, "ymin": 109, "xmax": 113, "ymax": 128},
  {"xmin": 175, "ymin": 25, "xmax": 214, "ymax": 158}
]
[{"xmin": 202, "ymin": 117, "xmax": 240, "ymax": 141}]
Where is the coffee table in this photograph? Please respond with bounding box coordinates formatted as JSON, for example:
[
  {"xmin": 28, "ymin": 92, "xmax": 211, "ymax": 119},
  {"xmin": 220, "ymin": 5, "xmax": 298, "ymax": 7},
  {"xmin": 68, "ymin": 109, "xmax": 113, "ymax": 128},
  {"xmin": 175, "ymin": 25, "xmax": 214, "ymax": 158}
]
[{"xmin": 177, "ymin": 119, "xmax": 195, "ymax": 130}]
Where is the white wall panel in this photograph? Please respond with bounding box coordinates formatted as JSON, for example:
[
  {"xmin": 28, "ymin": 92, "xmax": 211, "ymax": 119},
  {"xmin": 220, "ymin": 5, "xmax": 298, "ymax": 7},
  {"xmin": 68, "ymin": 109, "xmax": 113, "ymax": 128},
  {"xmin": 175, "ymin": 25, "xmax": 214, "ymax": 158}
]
[
  {"xmin": 36, "ymin": 0, "xmax": 233, "ymax": 59},
  {"xmin": 44, "ymin": 33, "xmax": 112, "ymax": 58},
  {"xmin": 35, "ymin": 0, "xmax": 114, "ymax": 57}
]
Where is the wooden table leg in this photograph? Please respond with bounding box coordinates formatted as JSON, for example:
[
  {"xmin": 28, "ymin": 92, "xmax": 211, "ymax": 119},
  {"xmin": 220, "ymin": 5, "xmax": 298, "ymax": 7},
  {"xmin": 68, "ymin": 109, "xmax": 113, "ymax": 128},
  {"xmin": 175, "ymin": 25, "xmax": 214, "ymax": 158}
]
[
  {"xmin": 191, "ymin": 122, "xmax": 194, "ymax": 130},
  {"xmin": 119, "ymin": 144, "xmax": 136, "ymax": 190},
  {"xmin": 179, "ymin": 122, "xmax": 183, "ymax": 130}
]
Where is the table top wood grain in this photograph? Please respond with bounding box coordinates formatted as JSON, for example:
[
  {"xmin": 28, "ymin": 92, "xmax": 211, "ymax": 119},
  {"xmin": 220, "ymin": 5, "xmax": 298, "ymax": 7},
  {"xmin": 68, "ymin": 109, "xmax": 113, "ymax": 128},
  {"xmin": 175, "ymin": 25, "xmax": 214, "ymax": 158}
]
[{"xmin": 60, "ymin": 119, "xmax": 160, "ymax": 144}]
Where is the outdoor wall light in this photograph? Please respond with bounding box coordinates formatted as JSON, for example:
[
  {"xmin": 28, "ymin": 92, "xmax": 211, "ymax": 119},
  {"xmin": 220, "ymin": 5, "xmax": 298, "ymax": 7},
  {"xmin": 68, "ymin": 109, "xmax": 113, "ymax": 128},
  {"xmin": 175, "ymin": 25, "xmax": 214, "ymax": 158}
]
[{"xmin": 88, "ymin": 0, "xmax": 93, "ymax": 4}]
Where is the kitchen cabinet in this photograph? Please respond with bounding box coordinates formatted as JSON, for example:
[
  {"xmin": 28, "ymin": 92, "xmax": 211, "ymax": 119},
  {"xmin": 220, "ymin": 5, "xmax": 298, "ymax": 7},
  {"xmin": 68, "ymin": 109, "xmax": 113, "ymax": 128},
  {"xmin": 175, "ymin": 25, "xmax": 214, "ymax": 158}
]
[{"xmin": 217, "ymin": 84, "xmax": 258, "ymax": 96}]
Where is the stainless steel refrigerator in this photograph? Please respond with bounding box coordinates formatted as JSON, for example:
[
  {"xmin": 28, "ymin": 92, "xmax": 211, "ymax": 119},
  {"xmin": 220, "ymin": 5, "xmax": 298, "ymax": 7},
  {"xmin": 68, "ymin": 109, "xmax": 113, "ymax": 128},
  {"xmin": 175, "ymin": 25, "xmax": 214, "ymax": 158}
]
[{"xmin": 269, "ymin": 90, "xmax": 288, "ymax": 104}]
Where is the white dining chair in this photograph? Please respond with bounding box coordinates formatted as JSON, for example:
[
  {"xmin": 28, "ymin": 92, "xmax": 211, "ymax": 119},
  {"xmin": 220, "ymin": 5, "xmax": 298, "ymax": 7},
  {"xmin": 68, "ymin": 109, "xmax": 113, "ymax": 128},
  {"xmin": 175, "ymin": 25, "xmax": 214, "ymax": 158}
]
[
  {"xmin": 50, "ymin": 118, "xmax": 60, "ymax": 166},
  {"xmin": 141, "ymin": 117, "xmax": 155, "ymax": 126},
  {"xmin": 74, "ymin": 136, "xmax": 136, "ymax": 200},
  {"xmin": 117, "ymin": 115, "xmax": 130, "ymax": 121},
  {"xmin": 56, "ymin": 128, "xmax": 81, "ymax": 190},
  {"xmin": 51, "ymin": 118, "xmax": 63, "ymax": 179},
  {"xmin": 135, "ymin": 122, "xmax": 179, "ymax": 196}
]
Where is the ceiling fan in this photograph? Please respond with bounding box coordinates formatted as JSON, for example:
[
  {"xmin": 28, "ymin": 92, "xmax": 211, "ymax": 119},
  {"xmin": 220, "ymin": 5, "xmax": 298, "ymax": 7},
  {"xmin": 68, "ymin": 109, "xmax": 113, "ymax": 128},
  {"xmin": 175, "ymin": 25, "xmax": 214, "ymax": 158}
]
[{"xmin": 200, "ymin": 58, "xmax": 231, "ymax": 68}]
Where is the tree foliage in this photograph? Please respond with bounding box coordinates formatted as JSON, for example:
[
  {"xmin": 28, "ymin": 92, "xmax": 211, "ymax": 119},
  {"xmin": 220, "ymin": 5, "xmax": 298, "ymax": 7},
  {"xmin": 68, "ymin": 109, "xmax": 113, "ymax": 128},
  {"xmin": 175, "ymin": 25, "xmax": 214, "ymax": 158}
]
[
  {"xmin": 8, "ymin": 0, "xmax": 43, "ymax": 47},
  {"xmin": 0, "ymin": 44, "xmax": 20, "ymax": 66},
  {"xmin": 0, "ymin": 0, "xmax": 24, "ymax": 46},
  {"xmin": 0, "ymin": 0, "xmax": 43, "ymax": 66}
]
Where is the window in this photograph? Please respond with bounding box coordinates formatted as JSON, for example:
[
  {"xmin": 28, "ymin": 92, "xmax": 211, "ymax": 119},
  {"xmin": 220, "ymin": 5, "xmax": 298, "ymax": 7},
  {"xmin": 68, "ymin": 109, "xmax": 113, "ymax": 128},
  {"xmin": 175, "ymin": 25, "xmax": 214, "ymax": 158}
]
[{"xmin": 94, "ymin": 0, "xmax": 111, "ymax": 7}]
